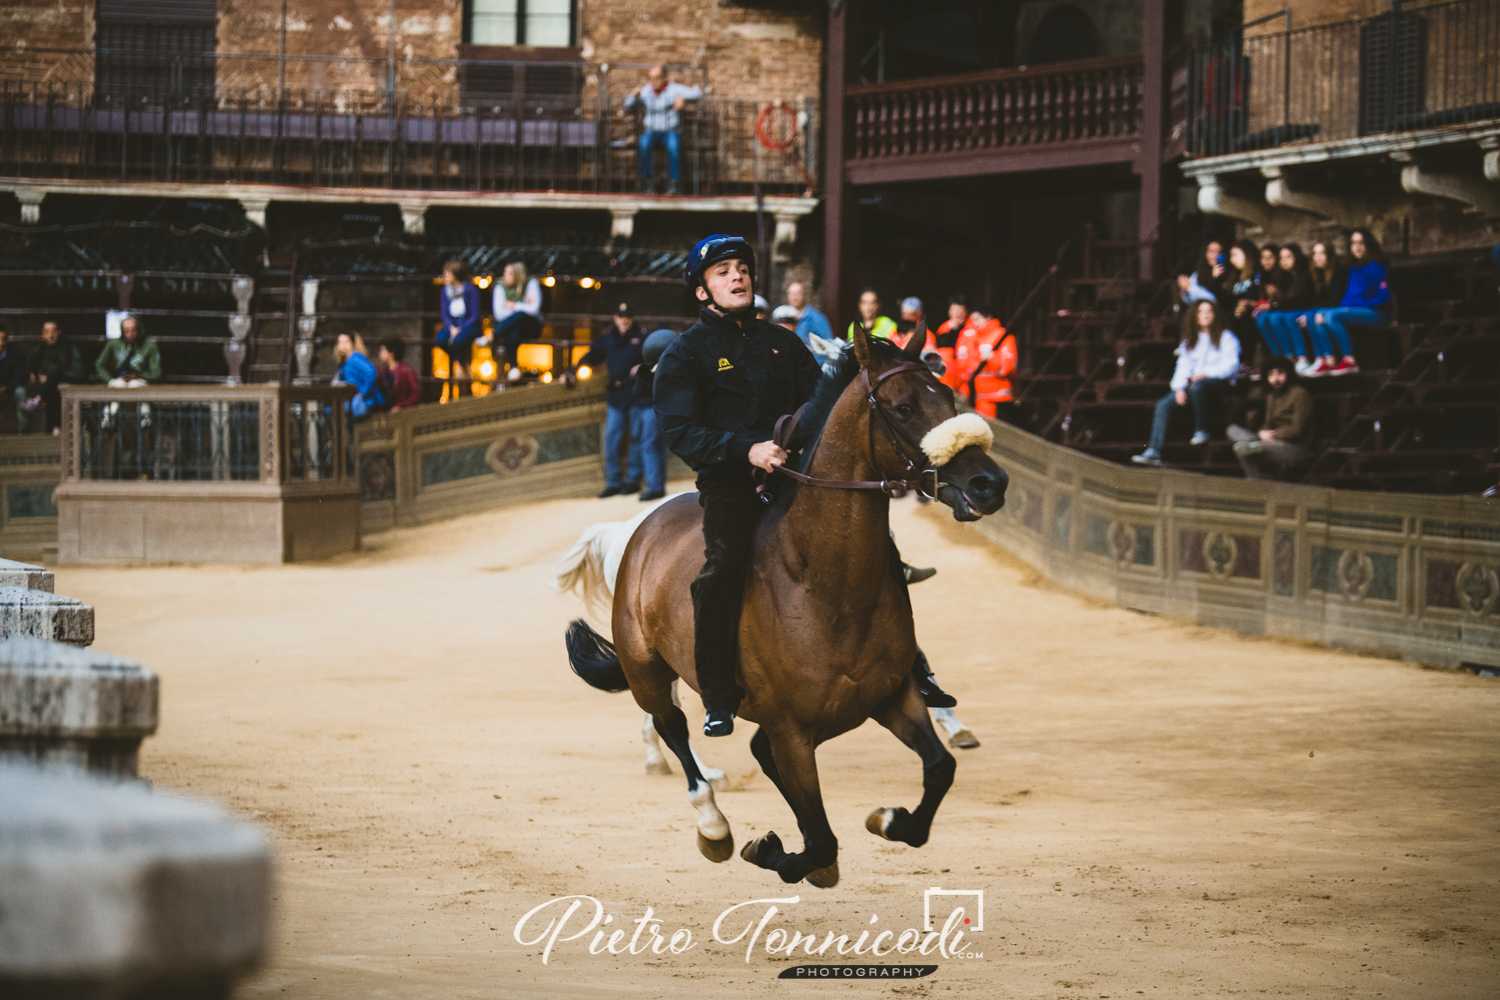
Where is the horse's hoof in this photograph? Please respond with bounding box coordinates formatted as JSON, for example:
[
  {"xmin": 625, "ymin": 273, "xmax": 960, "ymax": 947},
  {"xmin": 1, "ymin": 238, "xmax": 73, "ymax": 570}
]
[
  {"xmin": 697, "ymin": 830, "xmax": 735, "ymax": 863},
  {"xmin": 645, "ymin": 759, "xmax": 673, "ymax": 776},
  {"xmin": 948, "ymin": 728, "xmax": 981, "ymax": 750},
  {"xmin": 805, "ymin": 862, "xmax": 840, "ymax": 889},
  {"xmin": 740, "ymin": 831, "xmax": 783, "ymax": 867},
  {"xmin": 865, "ymin": 808, "xmax": 896, "ymax": 841}
]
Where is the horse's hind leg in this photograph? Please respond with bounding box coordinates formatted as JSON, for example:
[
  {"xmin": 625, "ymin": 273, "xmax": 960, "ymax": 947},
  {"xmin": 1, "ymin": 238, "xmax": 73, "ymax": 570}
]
[
  {"xmin": 648, "ymin": 702, "xmax": 735, "ymax": 863},
  {"xmin": 740, "ymin": 729, "xmax": 839, "ymax": 888},
  {"xmin": 642, "ymin": 680, "xmax": 726, "ymax": 785},
  {"xmin": 867, "ymin": 679, "xmax": 956, "ymax": 849}
]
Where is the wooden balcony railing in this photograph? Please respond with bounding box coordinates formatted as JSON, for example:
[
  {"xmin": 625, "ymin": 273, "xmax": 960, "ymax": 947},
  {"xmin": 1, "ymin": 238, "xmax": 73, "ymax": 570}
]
[{"xmin": 849, "ymin": 56, "xmax": 1144, "ymax": 164}]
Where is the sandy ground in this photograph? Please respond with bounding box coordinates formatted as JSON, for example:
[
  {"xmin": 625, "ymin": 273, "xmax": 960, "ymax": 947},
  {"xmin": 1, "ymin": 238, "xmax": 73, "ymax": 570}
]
[{"xmin": 56, "ymin": 489, "xmax": 1499, "ymax": 999}]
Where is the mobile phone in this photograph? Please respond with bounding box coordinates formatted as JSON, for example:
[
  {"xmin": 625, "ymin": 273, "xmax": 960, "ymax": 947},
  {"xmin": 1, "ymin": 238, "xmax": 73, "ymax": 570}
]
[{"xmin": 1216, "ymin": 254, "xmax": 1225, "ymax": 266}]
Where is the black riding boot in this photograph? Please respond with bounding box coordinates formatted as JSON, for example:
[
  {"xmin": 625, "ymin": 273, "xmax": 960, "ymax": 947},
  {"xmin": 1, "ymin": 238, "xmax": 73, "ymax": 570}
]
[
  {"xmin": 691, "ymin": 473, "xmax": 758, "ymax": 736},
  {"xmin": 911, "ymin": 647, "xmax": 957, "ymax": 708}
]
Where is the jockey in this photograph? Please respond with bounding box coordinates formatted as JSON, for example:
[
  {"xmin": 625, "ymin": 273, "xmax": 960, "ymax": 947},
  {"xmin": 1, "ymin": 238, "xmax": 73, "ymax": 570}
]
[
  {"xmin": 953, "ymin": 304, "xmax": 1016, "ymax": 420},
  {"xmin": 654, "ymin": 235, "xmax": 822, "ymax": 737}
]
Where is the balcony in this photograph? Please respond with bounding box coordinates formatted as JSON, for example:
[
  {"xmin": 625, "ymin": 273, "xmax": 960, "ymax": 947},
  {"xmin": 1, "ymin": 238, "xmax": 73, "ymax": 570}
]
[{"xmin": 845, "ymin": 56, "xmax": 1144, "ymax": 184}]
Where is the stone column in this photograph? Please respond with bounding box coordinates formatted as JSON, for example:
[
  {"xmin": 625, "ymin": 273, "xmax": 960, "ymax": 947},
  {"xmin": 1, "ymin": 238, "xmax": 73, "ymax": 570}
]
[
  {"xmin": 0, "ymin": 587, "xmax": 95, "ymax": 646},
  {"xmin": 225, "ymin": 276, "xmax": 254, "ymax": 385},
  {"xmin": 240, "ymin": 198, "xmax": 270, "ymax": 234},
  {"xmin": 15, "ymin": 188, "xmax": 45, "ymax": 226},
  {"xmin": 0, "ymin": 558, "xmax": 53, "ymax": 592},
  {"xmin": 294, "ymin": 279, "xmax": 319, "ymax": 383}
]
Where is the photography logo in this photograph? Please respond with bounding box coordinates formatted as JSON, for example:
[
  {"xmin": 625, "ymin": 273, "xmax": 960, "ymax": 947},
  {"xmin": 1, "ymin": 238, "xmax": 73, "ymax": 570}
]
[{"xmin": 924, "ymin": 887, "xmax": 983, "ymax": 931}]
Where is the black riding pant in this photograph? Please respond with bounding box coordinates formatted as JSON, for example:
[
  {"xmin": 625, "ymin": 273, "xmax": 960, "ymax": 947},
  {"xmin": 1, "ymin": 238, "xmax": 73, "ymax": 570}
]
[{"xmin": 690, "ymin": 469, "xmax": 760, "ymax": 712}]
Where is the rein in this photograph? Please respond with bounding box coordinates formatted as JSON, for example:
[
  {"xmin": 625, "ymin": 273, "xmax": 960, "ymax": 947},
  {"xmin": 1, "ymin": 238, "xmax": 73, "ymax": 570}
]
[{"xmin": 758, "ymin": 360, "xmax": 940, "ymax": 500}]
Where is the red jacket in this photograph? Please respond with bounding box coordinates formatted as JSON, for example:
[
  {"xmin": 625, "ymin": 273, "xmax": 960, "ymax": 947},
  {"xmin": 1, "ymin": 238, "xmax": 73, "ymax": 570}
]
[
  {"xmin": 925, "ymin": 315, "xmax": 976, "ymax": 392},
  {"xmin": 381, "ymin": 361, "xmax": 422, "ymax": 411},
  {"xmin": 953, "ymin": 318, "xmax": 1016, "ymax": 404}
]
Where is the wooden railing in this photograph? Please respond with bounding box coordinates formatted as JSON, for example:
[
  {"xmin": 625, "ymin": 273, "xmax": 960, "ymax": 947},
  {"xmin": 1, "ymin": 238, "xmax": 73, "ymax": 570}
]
[{"xmin": 848, "ymin": 56, "xmax": 1144, "ymax": 163}]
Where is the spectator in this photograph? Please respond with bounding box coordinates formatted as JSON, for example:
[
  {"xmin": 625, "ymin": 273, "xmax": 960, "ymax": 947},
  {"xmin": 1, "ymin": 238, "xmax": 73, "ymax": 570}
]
[
  {"xmin": 623, "ymin": 64, "xmax": 702, "ymax": 195},
  {"xmin": 1224, "ymin": 239, "xmax": 1263, "ymax": 321},
  {"xmin": 23, "ymin": 319, "xmax": 85, "ymax": 434},
  {"xmin": 95, "ymin": 313, "xmax": 161, "ymax": 387},
  {"xmin": 333, "ymin": 332, "xmax": 383, "ymax": 418},
  {"xmin": 785, "ymin": 281, "xmax": 832, "ymax": 346},
  {"xmin": 1307, "ymin": 229, "xmax": 1385, "ymax": 377},
  {"xmin": 770, "ymin": 304, "xmax": 800, "ymax": 332},
  {"xmin": 1227, "ymin": 356, "xmax": 1314, "ymax": 479},
  {"xmin": 492, "ymin": 261, "xmax": 543, "ymax": 382},
  {"xmin": 846, "ymin": 288, "xmax": 898, "ymax": 342},
  {"xmin": 894, "ymin": 296, "xmax": 925, "ymax": 350},
  {"xmin": 952, "ymin": 304, "xmax": 1015, "ymax": 420},
  {"xmin": 435, "ymin": 259, "xmax": 482, "ymax": 392},
  {"xmin": 1177, "ymin": 239, "xmax": 1228, "ymax": 306},
  {"xmin": 1133, "ymin": 299, "xmax": 1241, "ymax": 465},
  {"xmin": 1258, "ymin": 245, "xmax": 1279, "ymax": 280},
  {"xmin": 376, "ymin": 335, "xmax": 421, "ymax": 413},
  {"xmin": 754, "ymin": 294, "xmax": 770, "ymax": 321},
  {"xmin": 634, "ymin": 327, "xmax": 679, "ymax": 499},
  {"xmin": 0, "ymin": 325, "xmax": 28, "ymax": 432},
  {"xmin": 922, "ymin": 294, "xmax": 975, "ymax": 392},
  {"xmin": 1255, "ymin": 244, "xmax": 1315, "ymax": 371},
  {"xmin": 576, "ymin": 302, "xmax": 663, "ymax": 500},
  {"xmin": 1296, "ymin": 240, "xmax": 1347, "ymax": 376}
]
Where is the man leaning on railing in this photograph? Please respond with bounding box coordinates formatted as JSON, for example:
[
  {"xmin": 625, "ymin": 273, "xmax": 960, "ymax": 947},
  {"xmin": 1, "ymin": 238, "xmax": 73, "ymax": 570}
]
[{"xmin": 622, "ymin": 64, "xmax": 702, "ymax": 195}]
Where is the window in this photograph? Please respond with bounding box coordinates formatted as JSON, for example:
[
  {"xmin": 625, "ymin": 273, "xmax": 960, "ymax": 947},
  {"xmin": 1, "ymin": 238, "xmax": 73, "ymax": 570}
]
[
  {"xmin": 94, "ymin": 0, "xmax": 217, "ymax": 104},
  {"xmin": 467, "ymin": 0, "xmax": 575, "ymax": 47}
]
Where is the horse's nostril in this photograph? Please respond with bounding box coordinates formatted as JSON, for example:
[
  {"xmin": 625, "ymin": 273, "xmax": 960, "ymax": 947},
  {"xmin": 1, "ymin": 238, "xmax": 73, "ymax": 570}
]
[{"xmin": 969, "ymin": 472, "xmax": 1005, "ymax": 499}]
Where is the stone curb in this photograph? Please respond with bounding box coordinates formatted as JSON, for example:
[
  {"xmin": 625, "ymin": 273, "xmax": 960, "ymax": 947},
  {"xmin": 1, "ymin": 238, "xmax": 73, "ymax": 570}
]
[
  {"xmin": 0, "ymin": 587, "xmax": 95, "ymax": 647},
  {"xmin": 0, "ymin": 559, "xmax": 53, "ymax": 593}
]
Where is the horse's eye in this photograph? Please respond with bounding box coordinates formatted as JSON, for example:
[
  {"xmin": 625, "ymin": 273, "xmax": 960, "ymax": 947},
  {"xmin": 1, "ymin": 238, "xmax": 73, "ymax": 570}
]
[{"xmin": 896, "ymin": 403, "xmax": 914, "ymax": 417}]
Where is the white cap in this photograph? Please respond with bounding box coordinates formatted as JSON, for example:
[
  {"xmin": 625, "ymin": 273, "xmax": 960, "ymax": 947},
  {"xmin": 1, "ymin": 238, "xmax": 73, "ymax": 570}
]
[{"xmin": 754, "ymin": 294, "xmax": 769, "ymax": 312}]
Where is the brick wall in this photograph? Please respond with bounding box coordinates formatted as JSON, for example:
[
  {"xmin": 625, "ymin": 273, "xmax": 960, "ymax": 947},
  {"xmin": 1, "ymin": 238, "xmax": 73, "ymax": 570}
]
[
  {"xmin": 1, "ymin": 0, "xmax": 94, "ymax": 85},
  {"xmin": 1245, "ymin": 0, "xmax": 1385, "ymax": 29}
]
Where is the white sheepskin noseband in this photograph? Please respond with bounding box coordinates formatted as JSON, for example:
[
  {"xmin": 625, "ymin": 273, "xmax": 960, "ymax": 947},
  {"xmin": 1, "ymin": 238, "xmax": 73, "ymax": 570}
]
[{"xmin": 920, "ymin": 413, "xmax": 994, "ymax": 467}]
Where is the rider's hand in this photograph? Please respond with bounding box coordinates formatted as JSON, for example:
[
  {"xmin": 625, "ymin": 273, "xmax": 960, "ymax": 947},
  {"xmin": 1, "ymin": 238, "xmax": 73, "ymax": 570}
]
[{"xmin": 748, "ymin": 440, "xmax": 787, "ymax": 473}]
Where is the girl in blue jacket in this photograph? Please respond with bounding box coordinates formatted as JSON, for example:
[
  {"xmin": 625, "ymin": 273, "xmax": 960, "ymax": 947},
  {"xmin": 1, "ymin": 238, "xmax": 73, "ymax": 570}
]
[
  {"xmin": 1308, "ymin": 229, "xmax": 1389, "ymax": 377},
  {"xmin": 334, "ymin": 333, "xmax": 384, "ymax": 418}
]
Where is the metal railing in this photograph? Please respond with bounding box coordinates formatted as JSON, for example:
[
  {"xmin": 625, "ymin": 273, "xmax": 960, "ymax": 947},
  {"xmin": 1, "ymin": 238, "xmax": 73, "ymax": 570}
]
[
  {"xmin": 1185, "ymin": 0, "xmax": 1500, "ymax": 158},
  {"xmin": 0, "ymin": 51, "xmax": 817, "ymax": 196},
  {"xmin": 78, "ymin": 398, "xmax": 261, "ymax": 481},
  {"xmin": 848, "ymin": 56, "xmax": 1143, "ymax": 162}
]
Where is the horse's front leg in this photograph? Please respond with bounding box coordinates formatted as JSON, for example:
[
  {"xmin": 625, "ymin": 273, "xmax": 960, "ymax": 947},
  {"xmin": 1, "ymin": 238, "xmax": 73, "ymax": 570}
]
[
  {"xmin": 740, "ymin": 727, "xmax": 840, "ymax": 887},
  {"xmin": 866, "ymin": 677, "xmax": 956, "ymax": 848}
]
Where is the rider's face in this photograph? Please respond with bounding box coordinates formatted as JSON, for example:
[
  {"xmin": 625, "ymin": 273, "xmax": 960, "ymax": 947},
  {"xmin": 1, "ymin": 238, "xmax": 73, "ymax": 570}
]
[{"xmin": 696, "ymin": 259, "xmax": 753, "ymax": 312}]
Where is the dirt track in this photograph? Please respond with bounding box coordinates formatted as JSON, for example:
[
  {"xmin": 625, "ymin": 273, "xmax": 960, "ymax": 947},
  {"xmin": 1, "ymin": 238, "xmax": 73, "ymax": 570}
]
[{"xmin": 58, "ymin": 489, "xmax": 1499, "ymax": 999}]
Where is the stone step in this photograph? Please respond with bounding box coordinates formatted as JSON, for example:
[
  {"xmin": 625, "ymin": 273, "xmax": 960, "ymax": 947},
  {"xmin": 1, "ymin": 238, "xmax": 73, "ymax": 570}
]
[
  {"xmin": 0, "ymin": 638, "xmax": 158, "ymax": 778},
  {"xmin": 0, "ymin": 764, "xmax": 271, "ymax": 998},
  {"xmin": 0, "ymin": 558, "xmax": 52, "ymax": 592},
  {"xmin": 0, "ymin": 588, "xmax": 93, "ymax": 647}
]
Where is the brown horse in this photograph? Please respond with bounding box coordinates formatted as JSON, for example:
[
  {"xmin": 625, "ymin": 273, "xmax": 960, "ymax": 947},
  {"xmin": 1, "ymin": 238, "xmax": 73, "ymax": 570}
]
[{"xmin": 565, "ymin": 322, "xmax": 1007, "ymax": 886}]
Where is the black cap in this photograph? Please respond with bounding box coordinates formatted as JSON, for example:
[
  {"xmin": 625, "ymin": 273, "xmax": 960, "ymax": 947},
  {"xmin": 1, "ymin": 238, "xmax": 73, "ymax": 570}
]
[{"xmin": 615, "ymin": 301, "xmax": 634, "ymax": 317}]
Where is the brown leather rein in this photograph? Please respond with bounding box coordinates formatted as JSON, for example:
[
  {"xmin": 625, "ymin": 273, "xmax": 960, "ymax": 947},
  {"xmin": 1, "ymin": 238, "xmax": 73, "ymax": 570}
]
[{"xmin": 756, "ymin": 360, "xmax": 941, "ymax": 501}]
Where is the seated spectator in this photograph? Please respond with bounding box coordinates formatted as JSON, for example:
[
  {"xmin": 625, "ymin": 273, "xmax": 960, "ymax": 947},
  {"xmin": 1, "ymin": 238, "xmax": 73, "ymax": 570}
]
[
  {"xmin": 1296, "ymin": 240, "xmax": 1346, "ymax": 376},
  {"xmin": 1255, "ymin": 244, "xmax": 1315, "ymax": 370},
  {"xmin": 333, "ymin": 332, "xmax": 383, "ymax": 418},
  {"xmin": 846, "ymin": 288, "xmax": 898, "ymax": 342},
  {"xmin": 95, "ymin": 314, "xmax": 161, "ymax": 387},
  {"xmin": 492, "ymin": 262, "xmax": 543, "ymax": 383},
  {"xmin": 0, "ymin": 325, "xmax": 29, "ymax": 432},
  {"xmin": 785, "ymin": 281, "xmax": 832, "ymax": 346},
  {"xmin": 1133, "ymin": 300, "xmax": 1241, "ymax": 465},
  {"xmin": 1227, "ymin": 357, "xmax": 1314, "ymax": 479},
  {"xmin": 952, "ymin": 304, "xmax": 1015, "ymax": 420},
  {"xmin": 376, "ymin": 335, "xmax": 422, "ymax": 413},
  {"xmin": 1177, "ymin": 239, "xmax": 1227, "ymax": 306},
  {"xmin": 1224, "ymin": 239, "xmax": 1264, "ymax": 341},
  {"xmin": 770, "ymin": 304, "xmax": 800, "ymax": 332},
  {"xmin": 23, "ymin": 320, "xmax": 86, "ymax": 435},
  {"xmin": 1306, "ymin": 229, "xmax": 1384, "ymax": 377},
  {"xmin": 435, "ymin": 259, "xmax": 482, "ymax": 393},
  {"xmin": 623, "ymin": 64, "xmax": 702, "ymax": 195}
]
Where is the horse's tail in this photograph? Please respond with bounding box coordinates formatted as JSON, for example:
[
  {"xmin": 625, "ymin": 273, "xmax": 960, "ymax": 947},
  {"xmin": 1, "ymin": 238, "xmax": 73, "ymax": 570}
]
[
  {"xmin": 565, "ymin": 619, "xmax": 630, "ymax": 693},
  {"xmin": 553, "ymin": 520, "xmax": 623, "ymax": 623}
]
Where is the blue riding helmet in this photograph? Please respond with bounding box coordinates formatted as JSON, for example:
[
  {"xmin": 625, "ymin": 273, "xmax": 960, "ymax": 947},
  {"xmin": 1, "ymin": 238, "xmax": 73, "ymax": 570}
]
[
  {"xmin": 641, "ymin": 328, "xmax": 680, "ymax": 368},
  {"xmin": 685, "ymin": 234, "xmax": 757, "ymax": 290}
]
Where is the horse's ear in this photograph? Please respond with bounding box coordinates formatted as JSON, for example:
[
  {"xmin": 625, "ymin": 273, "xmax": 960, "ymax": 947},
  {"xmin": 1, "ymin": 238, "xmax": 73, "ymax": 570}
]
[
  {"xmin": 901, "ymin": 318, "xmax": 928, "ymax": 362},
  {"xmin": 850, "ymin": 319, "xmax": 873, "ymax": 368}
]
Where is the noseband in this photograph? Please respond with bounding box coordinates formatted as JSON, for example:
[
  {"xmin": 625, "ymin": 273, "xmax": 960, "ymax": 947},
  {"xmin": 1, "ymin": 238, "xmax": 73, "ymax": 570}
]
[{"xmin": 762, "ymin": 360, "xmax": 942, "ymax": 500}]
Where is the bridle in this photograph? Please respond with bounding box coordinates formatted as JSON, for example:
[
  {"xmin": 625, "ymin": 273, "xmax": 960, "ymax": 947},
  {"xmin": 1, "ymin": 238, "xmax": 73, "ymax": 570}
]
[{"xmin": 759, "ymin": 359, "xmax": 944, "ymax": 501}]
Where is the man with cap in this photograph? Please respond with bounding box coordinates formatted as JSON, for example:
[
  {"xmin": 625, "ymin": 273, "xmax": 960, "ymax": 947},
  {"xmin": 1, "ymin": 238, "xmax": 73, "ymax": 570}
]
[
  {"xmin": 575, "ymin": 302, "xmax": 664, "ymax": 499},
  {"xmin": 653, "ymin": 235, "xmax": 823, "ymax": 736}
]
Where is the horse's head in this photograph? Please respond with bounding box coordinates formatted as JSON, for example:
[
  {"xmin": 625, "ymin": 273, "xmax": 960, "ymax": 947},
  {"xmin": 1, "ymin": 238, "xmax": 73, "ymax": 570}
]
[{"xmin": 851, "ymin": 320, "xmax": 1008, "ymax": 522}]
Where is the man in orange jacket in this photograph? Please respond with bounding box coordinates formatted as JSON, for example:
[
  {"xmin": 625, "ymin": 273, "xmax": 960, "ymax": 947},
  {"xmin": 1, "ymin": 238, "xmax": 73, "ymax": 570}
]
[
  {"xmin": 953, "ymin": 304, "xmax": 1016, "ymax": 419},
  {"xmin": 924, "ymin": 295, "xmax": 975, "ymax": 392}
]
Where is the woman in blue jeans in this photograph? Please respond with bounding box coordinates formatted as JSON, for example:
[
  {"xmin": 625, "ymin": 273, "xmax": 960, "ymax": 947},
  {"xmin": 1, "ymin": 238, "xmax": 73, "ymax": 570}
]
[
  {"xmin": 1133, "ymin": 300, "xmax": 1241, "ymax": 465},
  {"xmin": 1255, "ymin": 243, "xmax": 1314, "ymax": 364},
  {"xmin": 1304, "ymin": 229, "xmax": 1387, "ymax": 377},
  {"xmin": 434, "ymin": 258, "xmax": 482, "ymax": 393}
]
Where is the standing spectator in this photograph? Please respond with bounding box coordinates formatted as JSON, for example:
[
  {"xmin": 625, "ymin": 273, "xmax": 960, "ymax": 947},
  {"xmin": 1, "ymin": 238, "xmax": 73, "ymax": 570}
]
[
  {"xmin": 376, "ymin": 336, "xmax": 422, "ymax": 413},
  {"xmin": 576, "ymin": 303, "xmax": 660, "ymax": 499},
  {"xmin": 952, "ymin": 305, "xmax": 1016, "ymax": 420},
  {"xmin": 23, "ymin": 319, "xmax": 85, "ymax": 434},
  {"xmin": 1227, "ymin": 357, "xmax": 1314, "ymax": 479},
  {"xmin": 1133, "ymin": 300, "xmax": 1241, "ymax": 465},
  {"xmin": 1307, "ymin": 229, "xmax": 1385, "ymax": 377},
  {"xmin": 785, "ymin": 281, "xmax": 832, "ymax": 346},
  {"xmin": 435, "ymin": 259, "xmax": 481, "ymax": 393},
  {"xmin": 895, "ymin": 296, "xmax": 925, "ymax": 350},
  {"xmin": 0, "ymin": 325, "xmax": 29, "ymax": 432},
  {"xmin": 623, "ymin": 64, "xmax": 702, "ymax": 195},
  {"xmin": 492, "ymin": 262, "xmax": 543, "ymax": 382},
  {"xmin": 633, "ymin": 328, "xmax": 679, "ymax": 500},
  {"xmin": 333, "ymin": 333, "xmax": 383, "ymax": 418},
  {"xmin": 1255, "ymin": 244, "xmax": 1315, "ymax": 369},
  {"xmin": 770, "ymin": 305, "xmax": 800, "ymax": 333},
  {"xmin": 846, "ymin": 288, "xmax": 898, "ymax": 342},
  {"xmin": 922, "ymin": 295, "xmax": 976, "ymax": 392},
  {"xmin": 95, "ymin": 314, "xmax": 161, "ymax": 387}
]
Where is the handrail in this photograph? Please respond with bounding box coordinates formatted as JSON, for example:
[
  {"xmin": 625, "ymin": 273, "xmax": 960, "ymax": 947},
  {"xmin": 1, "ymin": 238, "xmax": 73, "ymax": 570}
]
[{"xmin": 847, "ymin": 56, "xmax": 1143, "ymax": 98}]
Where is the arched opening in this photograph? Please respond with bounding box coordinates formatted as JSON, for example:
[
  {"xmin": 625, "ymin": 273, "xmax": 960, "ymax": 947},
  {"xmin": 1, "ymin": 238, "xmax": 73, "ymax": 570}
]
[{"xmin": 1026, "ymin": 5, "xmax": 1100, "ymax": 65}]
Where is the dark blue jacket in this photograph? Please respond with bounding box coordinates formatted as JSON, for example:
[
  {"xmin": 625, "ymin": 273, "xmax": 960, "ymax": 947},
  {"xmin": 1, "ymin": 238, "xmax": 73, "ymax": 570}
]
[
  {"xmin": 579, "ymin": 323, "xmax": 647, "ymax": 408},
  {"xmin": 441, "ymin": 283, "xmax": 483, "ymax": 341},
  {"xmin": 1340, "ymin": 260, "xmax": 1391, "ymax": 312}
]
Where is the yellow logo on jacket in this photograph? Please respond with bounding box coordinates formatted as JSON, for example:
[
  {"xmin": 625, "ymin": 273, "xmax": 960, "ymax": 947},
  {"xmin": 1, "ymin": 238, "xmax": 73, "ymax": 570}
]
[{"xmin": 718, "ymin": 358, "xmax": 733, "ymax": 371}]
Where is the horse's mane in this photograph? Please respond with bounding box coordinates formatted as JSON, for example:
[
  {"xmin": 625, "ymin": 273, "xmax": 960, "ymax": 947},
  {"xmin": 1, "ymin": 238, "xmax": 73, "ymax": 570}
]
[{"xmin": 788, "ymin": 337, "xmax": 908, "ymax": 472}]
